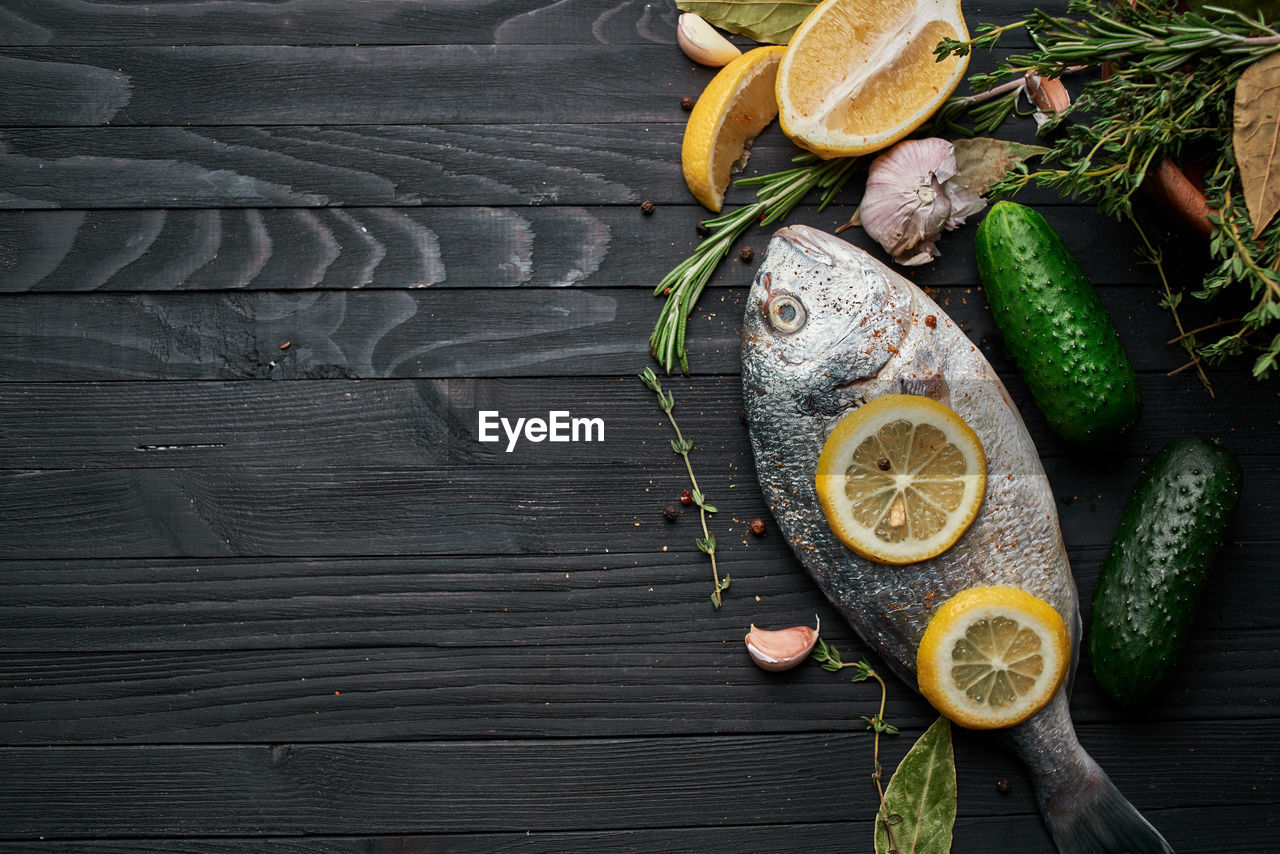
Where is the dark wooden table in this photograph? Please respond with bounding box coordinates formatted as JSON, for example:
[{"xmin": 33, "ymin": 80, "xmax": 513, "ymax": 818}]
[{"xmin": 1, "ymin": 2, "xmax": 1276, "ymax": 851}]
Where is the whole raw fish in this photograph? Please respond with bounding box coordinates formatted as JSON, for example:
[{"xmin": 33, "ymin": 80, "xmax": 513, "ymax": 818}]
[{"xmin": 742, "ymin": 224, "xmax": 1171, "ymax": 854}]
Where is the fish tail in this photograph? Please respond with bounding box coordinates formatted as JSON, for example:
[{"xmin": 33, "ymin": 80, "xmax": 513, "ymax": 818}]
[
  {"xmin": 1039, "ymin": 753, "xmax": 1173, "ymax": 854},
  {"xmin": 1011, "ymin": 695, "xmax": 1173, "ymax": 854}
]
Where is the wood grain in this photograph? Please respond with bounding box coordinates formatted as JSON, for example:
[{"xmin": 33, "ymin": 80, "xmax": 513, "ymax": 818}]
[
  {"xmin": 0, "ymin": 204, "xmax": 1203, "ymax": 291},
  {"xmin": 0, "ymin": 726, "xmax": 1272, "ymax": 838}
]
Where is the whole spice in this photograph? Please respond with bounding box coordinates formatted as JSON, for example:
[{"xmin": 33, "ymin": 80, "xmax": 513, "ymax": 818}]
[
  {"xmin": 677, "ymin": 12, "xmax": 742, "ymax": 67},
  {"xmin": 695, "ymin": 220, "xmax": 712, "ymax": 237},
  {"xmin": 640, "ymin": 200, "xmax": 656, "ymax": 215},
  {"xmin": 859, "ymin": 138, "xmax": 986, "ymax": 265},
  {"xmin": 738, "ymin": 246, "xmax": 754, "ymax": 262},
  {"xmin": 925, "ymin": 314, "xmax": 938, "ymax": 328},
  {"xmin": 680, "ymin": 489, "xmax": 693, "ymax": 505},
  {"xmin": 681, "ymin": 95, "xmax": 696, "ymax": 110},
  {"xmin": 748, "ymin": 517, "xmax": 766, "ymax": 535},
  {"xmin": 662, "ymin": 505, "xmax": 680, "ymax": 521},
  {"xmin": 745, "ymin": 618, "xmax": 819, "ymax": 671},
  {"xmin": 996, "ymin": 778, "xmax": 1011, "ymax": 794}
]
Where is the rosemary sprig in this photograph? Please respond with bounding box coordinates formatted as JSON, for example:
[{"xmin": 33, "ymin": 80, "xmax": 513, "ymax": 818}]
[
  {"xmin": 649, "ymin": 154, "xmax": 857, "ymax": 374},
  {"xmin": 935, "ymin": 0, "xmax": 1280, "ymax": 378},
  {"xmin": 639, "ymin": 367, "xmax": 730, "ymax": 608},
  {"xmin": 811, "ymin": 637, "xmax": 900, "ymax": 849}
]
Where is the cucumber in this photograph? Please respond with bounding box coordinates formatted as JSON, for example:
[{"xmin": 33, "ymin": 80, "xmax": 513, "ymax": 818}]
[
  {"xmin": 1087, "ymin": 437, "xmax": 1242, "ymax": 705},
  {"xmin": 975, "ymin": 201, "xmax": 1141, "ymax": 448}
]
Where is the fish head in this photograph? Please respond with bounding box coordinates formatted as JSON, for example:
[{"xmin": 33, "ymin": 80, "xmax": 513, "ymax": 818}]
[{"xmin": 743, "ymin": 225, "xmax": 912, "ymax": 415}]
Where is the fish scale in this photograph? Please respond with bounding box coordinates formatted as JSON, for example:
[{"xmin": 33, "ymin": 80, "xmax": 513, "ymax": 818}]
[{"xmin": 741, "ymin": 224, "xmax": 1172, "ymax": 854}]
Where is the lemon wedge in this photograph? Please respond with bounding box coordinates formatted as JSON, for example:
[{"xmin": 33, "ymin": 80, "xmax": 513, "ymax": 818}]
[
  {"xmin": 815, "ymin": 394, "xmax": 986, "ymax": 565},
  {"xmin": 682, "ymin": 45, "xmax": 787, "ymax": 212},
  {"xmin": 775, "ymin": 0, "xmax": 970, "ymax": 158},
  {"xmin": 917, "ymin": 586, "xmax": 1070, "ymax": 729}
]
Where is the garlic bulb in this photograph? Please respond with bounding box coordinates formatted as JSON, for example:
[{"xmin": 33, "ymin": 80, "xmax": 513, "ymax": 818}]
[
  {"xmin": 677, "ymin": 13, "xmax": 742, "ymax": 67},
  {"xmin": 745, "ymin": 617, "xmax": 820, "ymax": 672},
  {"xmin": 860, "ymin": 138, "xmax": 986, "ymax": 266}
]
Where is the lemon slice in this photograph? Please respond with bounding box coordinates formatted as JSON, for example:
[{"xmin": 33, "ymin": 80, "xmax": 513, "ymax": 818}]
[
  {"xmin": 682, "ymin": 45, "xmax": 787, "ymax": 212},
  {"xmin": 815, "ymin": 394, "xmax": 986, "ymax": 565},
  {"xmin": 775, "ymin": 0, "xmax": 970, "ymax": 158},
  {"xmin": 917, "ymin": 586, "xmax": 1070, "ymax": 729}
]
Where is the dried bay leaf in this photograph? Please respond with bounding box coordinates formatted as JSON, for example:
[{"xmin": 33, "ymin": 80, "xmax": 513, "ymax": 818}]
[
  {"xmin": 952, "ymin": 137, "xmax": 1049, "ymax": 196},
  {"xmin": 874, "ymin": 716, "xmax": 956, "ymax": 854},
  {"xmin": 1234, "ymin": 52, "xmax": 1280, "ymax": 234},
  {"xmin": 676, "ymin": 0, "xmax": 818, "ymax": 45}
]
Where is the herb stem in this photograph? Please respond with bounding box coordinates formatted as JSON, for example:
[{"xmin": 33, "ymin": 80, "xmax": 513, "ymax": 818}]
[{"xmin": 638, "ymin": 368, "xmax": 729, "ymax": 608}]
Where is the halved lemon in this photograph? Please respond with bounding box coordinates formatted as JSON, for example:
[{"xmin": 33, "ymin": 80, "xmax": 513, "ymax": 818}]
[
  {"xmin": 775, "ymin": 0, "xmax": 970, "ymax": 158},
  {"xmin": 917, "ymin": 586, "xmax": 1070, "ymax": 729},
  {"xmin": 815, "ymin": 394, "xmax": 986, "ymax": 565},
  {"xmin": 682, "ymin": 45, "xmax": 787, "ymax": 212}
]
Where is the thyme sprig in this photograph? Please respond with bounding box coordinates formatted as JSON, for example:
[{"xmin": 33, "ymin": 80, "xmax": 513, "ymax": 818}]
[
  {"xmin": 639, "ymin": 368, "xmax": 730, "ymax": 608},
  {"xmin": 811, "ymin": 637, "xmax": 900, "ymax": 850},
  {"xmin": 935, "ymin": 0, "xmax": 1280, "ymax": 378},
  {"xmin": 649, "ymin": 154, "xmax": 858, "ymax": 373}
]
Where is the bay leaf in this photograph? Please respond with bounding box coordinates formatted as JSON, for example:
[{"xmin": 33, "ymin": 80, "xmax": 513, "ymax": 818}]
[
  {"xmin": 874, "ymin": 716, "xmax": 956, "ymax": 854},
  {"xmin": 952, "ymin": 137, "xmax": 1049, "ymax": 197},
  {"xmin": 676, "ymin": 0, "xmax": 818, "ymax": 45},
  {"xmin": 1234, "ymin": 52, "xmax": 1280, "ymax": 234}
]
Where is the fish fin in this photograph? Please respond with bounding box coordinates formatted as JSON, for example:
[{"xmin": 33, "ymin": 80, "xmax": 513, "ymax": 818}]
[
  {"xmin": 898, "ymin": 373, "xmax": 951, "ymax": 406},
  {"xmin": 1043, "ymin": 756, "xmax": 1173, "ymax": 854}
]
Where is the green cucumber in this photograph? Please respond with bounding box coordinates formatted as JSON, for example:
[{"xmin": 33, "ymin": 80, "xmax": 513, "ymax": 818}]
[
  {"xmin": 975, "ymin": 201, "xmax": 1141, "ymax": 448},
  {"xmin": 1087, "ymin": 437, "xmax": 1242, "ymax": 705}
]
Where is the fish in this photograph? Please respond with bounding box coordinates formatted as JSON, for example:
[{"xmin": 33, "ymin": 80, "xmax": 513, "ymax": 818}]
[{"xmin": 741, "ymin": 224, "xmax": 1172, "ymax": 854}]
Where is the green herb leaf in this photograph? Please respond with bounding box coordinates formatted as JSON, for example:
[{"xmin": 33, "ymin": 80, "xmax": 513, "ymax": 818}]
[
  {"xmin": 874, "ymin": 717, "xmax": 956, "ymax": 854},
  {"xmin": 952, "ymin": 138, "xmax": 1049, "ymax": 197},
  {"xmin": 676, "ymin": 0, "xmax": 818, "ymax": 44}
]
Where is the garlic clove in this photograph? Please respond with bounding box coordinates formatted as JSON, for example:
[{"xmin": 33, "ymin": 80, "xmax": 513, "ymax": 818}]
[
  {"xmin": 745, "ymin": 617, "xmax": 820, "ymax": 672},
  {"xmin": 677, "ymin": 13, "xmax": 742, "ymax": 67},
  {"xmin": 1024, "ymin": 72, "xmax": 1070, "ymax": 127}
]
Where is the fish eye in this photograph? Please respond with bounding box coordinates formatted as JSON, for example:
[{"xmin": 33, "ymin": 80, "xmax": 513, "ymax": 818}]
[{"xmin": 766, "ymin": 293, "xmax": 806, "ymax": 334}]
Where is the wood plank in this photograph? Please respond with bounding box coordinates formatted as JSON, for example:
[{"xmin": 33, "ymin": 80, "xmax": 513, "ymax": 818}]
[
  {"xmin": 0, "ymin": 725, "xmax": 1272, "ymax": 838},
  {"xmin": 0, "ymin": 121, "xmax": 1078, "ymax": 211},
  {"xmin": 0, "ymin": 622, "xmax": 1274, "ymax": 745},
  {"xmin": 0, "ymin": 537, "xmax": 1272, "ymax": 651},
  {"xmin": 0, "ymin": 806, "xmax": 1272, "ymax": 852},
  {"xmin": 0, "ymin": 44, "xmax": 1029, "ymax": 128},
  {"xmin": 0, "ymin": 203, "xmax": 1204, "ymax": 291},
  {"xmin": 0, "ymin": 450, "xmax": 1271, "ymax": 558},
  {"xmin": 0, "ymin": 284, "xmax": 1240, "ymax": 380},
  {"xmin": 0, "ymin": 372, "xmax": 1274, "ymax": 473},
  {"xmin": 0, "ymin": 0, "xmax": 1046, "ymax": 47}
]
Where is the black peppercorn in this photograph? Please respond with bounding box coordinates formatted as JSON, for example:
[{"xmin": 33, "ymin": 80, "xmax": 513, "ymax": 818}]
[
  {"xmin": 696, "ymin": 221, "xmax": 711, "ymax": 237},
  {"xmin": 681, "ymin": 95, "xmax": 695, "ymax": 110},
  {"xmin": 877, "ymin": 457, "xmax": 891, "ymax": 471},
  {"xmin": 640, "ymin": 200, "xmax": 655, "ymax": 215},
  {"xmin": 739, "ymin": 246, "xmax": 754, "ymax": 263},
  {"xmin": 995, "ymin": 779, "xmax": 1011, "ymax": 794},
  {"xmin": 662, "ymin": 505, "xmax": 680, "ymax": 521}
]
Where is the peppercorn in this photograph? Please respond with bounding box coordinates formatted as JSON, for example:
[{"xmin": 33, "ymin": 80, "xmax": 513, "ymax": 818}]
[
  {"xmin": 737, "ymin": 409, "xmax": 747, "ymax": 424},
  {"xmin": 680, "ymin": 489, "xmax": 693, "ymax": 505},
  {"xmin": 877, "ymin": 457, "xmax": 891, "ymax": 471},
  {"xmin": 681, "ymin": 95, "xmax": 695, "ymax": 110},
  {"xmin": 696, "ymin": 221, "xmax": 711, "ymax": 237},
  {"xmin": 995, "ymin": 779, "xmax": 1011, "ymax": 794},
  {"xmin": 748, "ymin": 518, "xmax": 766, "ymax": 536},
  {"xmin": 662, "ymin": 505, "xmax": 680, "ymax": 521},
  {"xmin": 924, "ymin": 314, "xmax": 937, "ymax": 328},
  {"xmin": 640, "ymin": 200, "xmax": 655, "ymax": 215},
  {"xmin": 739, "ymin": 246, "xmax": 754, "ymax": 263}
]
